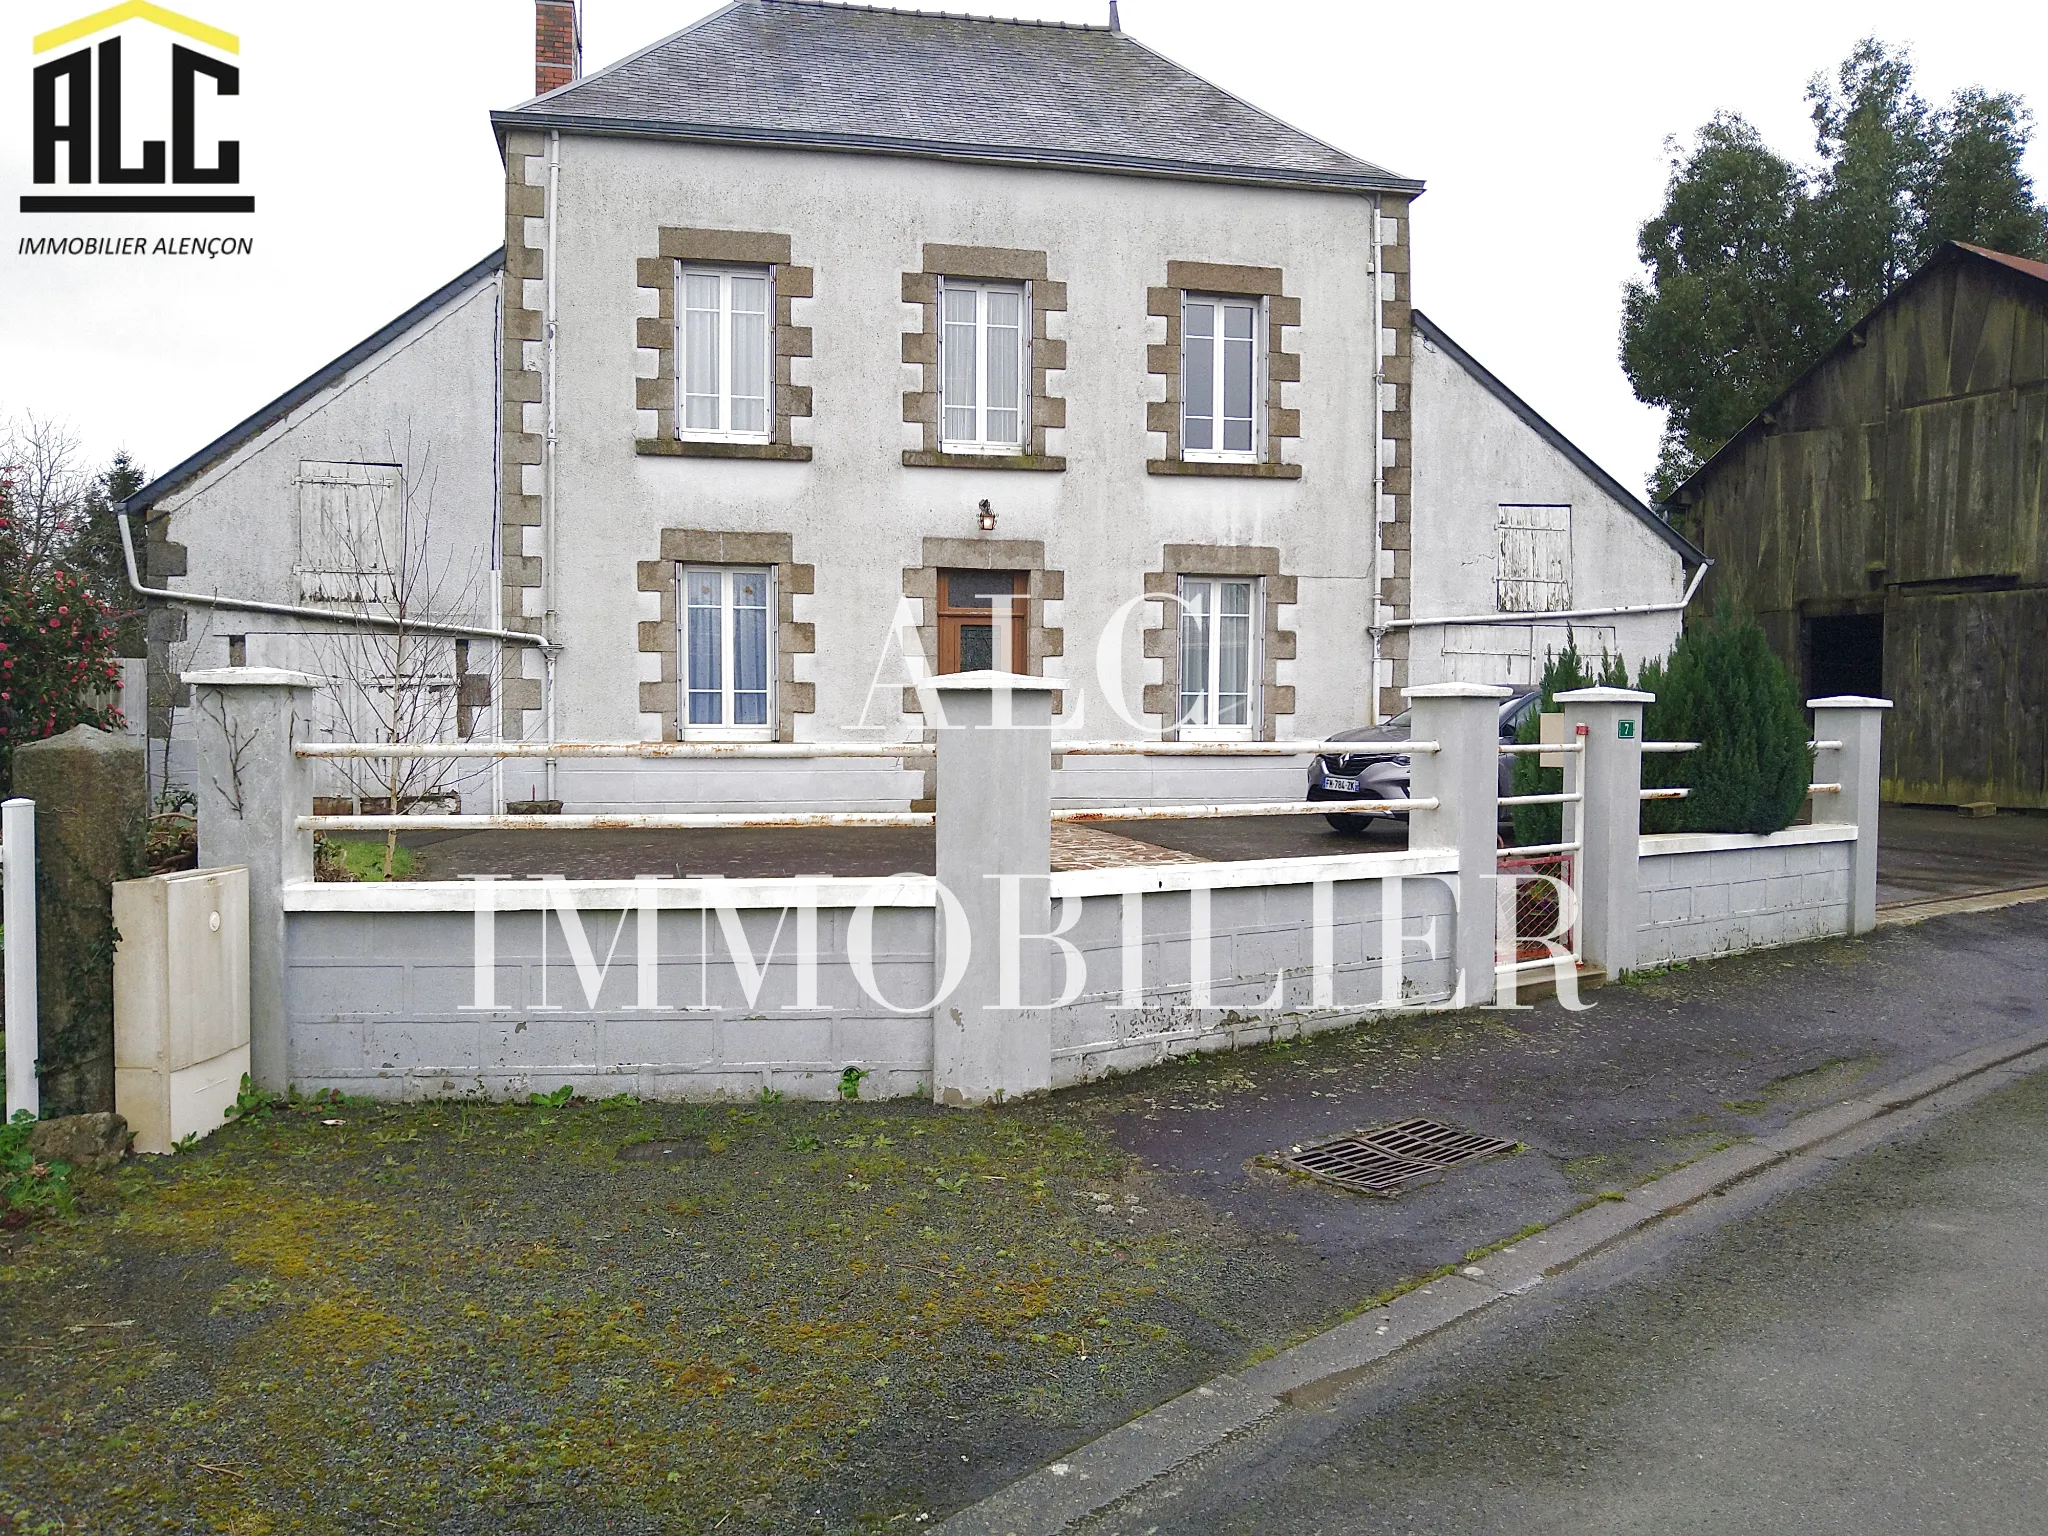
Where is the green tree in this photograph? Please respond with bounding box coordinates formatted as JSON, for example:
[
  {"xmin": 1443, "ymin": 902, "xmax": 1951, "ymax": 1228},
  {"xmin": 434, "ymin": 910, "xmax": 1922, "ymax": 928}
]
[
  {"xmin": 0, "ymin": 488, "xmax": 124, "ymax": 796},
  {"xmin": 1622, "ymin": 115, "xmax": 1830, "ymax": 499},
  {"xmin": 74, "ymin": 450, "xmax": 149, "ymax": 656},
  {"xmin": 1624, "ymin": 39, "xmax": 2048, "ymax": 499}
]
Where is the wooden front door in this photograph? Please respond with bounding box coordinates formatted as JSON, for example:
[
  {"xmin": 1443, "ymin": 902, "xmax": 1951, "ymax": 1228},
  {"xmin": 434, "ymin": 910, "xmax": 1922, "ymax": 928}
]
[{"xmin": 936, "ymin": 569, "xmax": 1027, "ymax": 674}]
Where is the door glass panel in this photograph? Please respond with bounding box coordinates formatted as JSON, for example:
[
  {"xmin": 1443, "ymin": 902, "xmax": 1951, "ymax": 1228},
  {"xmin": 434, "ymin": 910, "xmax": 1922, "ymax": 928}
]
[
  {"xmin": 1223, "ymin": 302, "xmax": 1255, "ymax": 453},
  {"xmin": 728, "ymin": 276, "xmax": 769, "ymax": 435},
  {"xmin": 1183, "ymin": 301, "xmax": 1215, "ymax": 452},
  {"xmin": 731, "ymin": 570, "xmax": 770, "ymax": 725},
  {"xmin": 959, "ymin": 623, "xmax": 993, "ymax": 673},
  {"xmin": 945, "ymin": 570, "xmax": 1019, "ymax": 609},
  {"xmin": 685, "ymin": 569, "xmax": 722, "ymax": 724},
  {"xmin": 942, "ymin": 285, "xmax": 978, "ymax": 442},
  {"xmin": 985, "ymin": 287, "xmax": 1022, "ymax": 444},
  {"xmin": 1218, "ymin": 580, "xmax": 1252, "ymax": 726},
  {"xmin": 1178, "ymin": 580, "xmax": 1212, "ymax": 725},
  {"xmin": 683, "ymin": 274, "xmax": 722, "ymax": 432}
]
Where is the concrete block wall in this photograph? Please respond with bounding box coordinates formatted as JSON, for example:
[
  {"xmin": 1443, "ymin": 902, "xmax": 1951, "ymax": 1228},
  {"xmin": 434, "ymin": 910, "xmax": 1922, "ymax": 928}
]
[
  {"xmin": 1636, "ymin": 827, "xmax": 1854, "ymax": 967},
  {"xmin": 285, "ymin": 897, "xmax": 939, "ymax": 1102},
  {"xmin": 1047, "ymin": 864, "xmax": 1458, "ymax": 1086},
  {"xmin": 277, "ymin": 859, "xmax": 1459, "ymax": 1102}
]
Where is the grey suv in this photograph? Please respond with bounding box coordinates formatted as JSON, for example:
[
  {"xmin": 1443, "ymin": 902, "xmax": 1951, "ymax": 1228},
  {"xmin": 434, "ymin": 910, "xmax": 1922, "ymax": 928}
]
[{"xmin": 1307, "ymin": 690, "xmax": 1542, "ymax": 834}]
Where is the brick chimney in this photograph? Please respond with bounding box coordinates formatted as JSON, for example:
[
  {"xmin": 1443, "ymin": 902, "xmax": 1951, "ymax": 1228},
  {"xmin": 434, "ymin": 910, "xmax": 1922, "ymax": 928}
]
[{"xmin": 535, "ymin": 0, "xmax": 581, "ymax": 96}]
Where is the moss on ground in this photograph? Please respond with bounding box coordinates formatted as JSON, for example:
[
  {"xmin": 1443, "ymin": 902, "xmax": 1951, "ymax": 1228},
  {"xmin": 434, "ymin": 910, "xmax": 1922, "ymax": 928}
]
[{"xmin": 0, "ymin": 1092, "xmax": 1311, "ymax": 1534}]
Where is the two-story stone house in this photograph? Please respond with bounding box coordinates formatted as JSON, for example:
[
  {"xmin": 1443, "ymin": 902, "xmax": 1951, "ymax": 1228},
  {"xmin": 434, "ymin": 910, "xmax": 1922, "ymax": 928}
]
[{"xmin": 127, "ymin": 1, "xmax": 1698, "ymax": 813}]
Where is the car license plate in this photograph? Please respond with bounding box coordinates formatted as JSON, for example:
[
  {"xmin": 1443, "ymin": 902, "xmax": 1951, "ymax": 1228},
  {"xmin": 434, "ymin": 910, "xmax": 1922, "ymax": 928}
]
[{"xmin": 1322, "ymin": 775, "xmax": 1361, "ymax": 793}]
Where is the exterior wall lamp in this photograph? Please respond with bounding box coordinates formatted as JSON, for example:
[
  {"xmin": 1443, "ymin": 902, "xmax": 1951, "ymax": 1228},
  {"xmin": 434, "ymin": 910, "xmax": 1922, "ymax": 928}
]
[{"xmin": 978, "ymin": 499, "xmax": 997, "ymax": 532}]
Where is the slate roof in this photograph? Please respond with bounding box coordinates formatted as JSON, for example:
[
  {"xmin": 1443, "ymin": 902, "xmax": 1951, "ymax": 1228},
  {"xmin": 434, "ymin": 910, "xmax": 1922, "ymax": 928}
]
[
  {"xmin": 1413, "ymin": 310, "xmax": 1706, "ymax": 566},
  {"xmin": 492, "ymin": 0, "xmax": 1419, "ymax": 195}
]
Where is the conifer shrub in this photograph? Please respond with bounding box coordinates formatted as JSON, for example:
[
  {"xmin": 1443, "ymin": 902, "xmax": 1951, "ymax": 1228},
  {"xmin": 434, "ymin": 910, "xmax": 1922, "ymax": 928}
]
[
  {"xmin": 1508, "ymin": 637, "xmax": 1627, "ymax": 848},
  {"xmin": 1509, "ymin": 606, "xmax": 1811, "ymax": 843},
  {"xmin": 1639, "ymin": 604, "xmax": 1812, "ymax": 835}
]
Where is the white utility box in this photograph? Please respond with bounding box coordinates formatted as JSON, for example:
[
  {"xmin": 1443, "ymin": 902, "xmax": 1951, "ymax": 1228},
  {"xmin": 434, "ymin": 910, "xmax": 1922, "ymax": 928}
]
[{"xmin": 114, "ymin": 866, "xmax": 251, "ymax": 1154}]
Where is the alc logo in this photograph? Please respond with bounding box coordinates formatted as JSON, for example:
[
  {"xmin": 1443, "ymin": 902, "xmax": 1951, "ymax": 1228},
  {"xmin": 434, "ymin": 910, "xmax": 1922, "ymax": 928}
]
[{"xmin": 24, "ymin": 2, "xmax": 250, "ymax": 213}]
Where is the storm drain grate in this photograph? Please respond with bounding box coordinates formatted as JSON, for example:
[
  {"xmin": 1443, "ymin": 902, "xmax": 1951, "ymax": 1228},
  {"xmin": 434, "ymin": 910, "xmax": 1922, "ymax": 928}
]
[{"xmin": 1271, "ymin": 1118, "xmax": 1520, "ymax": 1196}]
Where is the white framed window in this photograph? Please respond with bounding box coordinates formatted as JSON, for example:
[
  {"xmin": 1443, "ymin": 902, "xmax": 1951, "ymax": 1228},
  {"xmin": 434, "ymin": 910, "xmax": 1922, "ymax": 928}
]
[
  {"xmin": 1176, "ymin": 575, "xmax": 1259, "ymax": 740},
  {"xmin": 1496, "ymin": 504, "xmax": 1572, "ymax": 613},
  {"xmin": 679, "ymin": 565, "xmax": 775, "ymax": 739},
  {"xmin": 1181, "ymin": 293, "xmax": 1261, "ymax": 461},
  {"xmin": 676, "ymin": 266, "xmax": 773, "ymax": 442},
  {"xmin": 940, "ymin": 278, "xmax": 1028, "ymax": 451}
]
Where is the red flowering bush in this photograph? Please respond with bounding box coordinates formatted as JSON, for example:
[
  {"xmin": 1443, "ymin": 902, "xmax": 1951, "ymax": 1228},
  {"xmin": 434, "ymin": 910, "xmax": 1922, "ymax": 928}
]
[{"xmin": 0, "ymin": 535, "xmax": 122, "ymax": 794}]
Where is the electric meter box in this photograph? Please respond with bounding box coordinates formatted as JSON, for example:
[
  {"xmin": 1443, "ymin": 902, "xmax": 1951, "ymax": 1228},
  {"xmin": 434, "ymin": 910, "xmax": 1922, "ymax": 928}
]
[{"xmin": 114, "ymin": 866, "xmax": 251, "ymax": 1154}]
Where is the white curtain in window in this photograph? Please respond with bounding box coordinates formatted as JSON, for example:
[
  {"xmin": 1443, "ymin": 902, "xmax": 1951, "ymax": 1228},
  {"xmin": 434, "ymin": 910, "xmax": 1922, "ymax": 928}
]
[
  {"xmin": 682, "ymin": 566, "xmax": 773, "ymax": 732},
  {"xmin": 680, "ymin": 268, "xmax": 772, "ymax": 439},
  {"xmin": 1182, "ymin": 295, "xmax": 1259, "ymax": 458},
  {"xmin": 1178, "ymin": 576, "xmax": 1257, "ymax": 735},
  {"xmin": 941, "ymin": 279, "xmax": 1027, "ymax": 448}
]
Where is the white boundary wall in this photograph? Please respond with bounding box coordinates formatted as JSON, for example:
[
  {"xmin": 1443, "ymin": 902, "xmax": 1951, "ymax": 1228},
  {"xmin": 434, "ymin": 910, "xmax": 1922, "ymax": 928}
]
[
  {"xmin": 1637, "ymin": 825, "xmax": 1856, "ymax": 967},
  {"xmin": 278, "ymin": 850, "xmax": 1462, "ymax": 1103},
  {"xmin": 182, "ymin": 671, "xmax": 1892, "ymax": 1106}
]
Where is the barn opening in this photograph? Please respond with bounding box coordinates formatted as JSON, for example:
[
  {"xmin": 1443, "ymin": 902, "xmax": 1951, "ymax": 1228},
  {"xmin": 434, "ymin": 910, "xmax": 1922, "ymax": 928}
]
[{"xmin": 1806, "ymin": 612, "xmax": 1884, "ymax": 699}]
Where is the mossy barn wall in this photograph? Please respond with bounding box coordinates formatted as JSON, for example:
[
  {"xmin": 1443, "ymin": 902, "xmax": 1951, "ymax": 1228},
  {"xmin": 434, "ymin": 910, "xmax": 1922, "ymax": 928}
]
[{"xmin": 1679, "ymin": 250, "xmax": 2048, "ymax": 809}]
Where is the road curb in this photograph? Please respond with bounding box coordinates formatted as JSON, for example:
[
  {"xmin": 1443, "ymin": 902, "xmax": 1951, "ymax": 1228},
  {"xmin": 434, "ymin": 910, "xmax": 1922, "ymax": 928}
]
[
  {"xmin": 934, "ymin": 1023, "xmax": 2048, "ymax": 1534},
  {"xmin": 1875, "ymin": 883, "xmax": 2048, "ymax": 926}
]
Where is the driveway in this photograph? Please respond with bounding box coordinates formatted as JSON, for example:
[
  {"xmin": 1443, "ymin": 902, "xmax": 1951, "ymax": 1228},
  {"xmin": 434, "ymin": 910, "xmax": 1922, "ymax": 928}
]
[
  {"xmin": 392, "ymin": 804, "xmax": 2048, "ymax": 907},
  {"xmin": 1873, "ymin": 804, "xmax": 2048, "ymax": 905}
]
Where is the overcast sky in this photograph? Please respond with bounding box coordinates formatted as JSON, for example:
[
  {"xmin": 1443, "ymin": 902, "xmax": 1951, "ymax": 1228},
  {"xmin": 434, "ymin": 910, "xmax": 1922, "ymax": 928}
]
[{"xmin": 3, "ymin": 0, "xmax": 2043, "ymax": 496}]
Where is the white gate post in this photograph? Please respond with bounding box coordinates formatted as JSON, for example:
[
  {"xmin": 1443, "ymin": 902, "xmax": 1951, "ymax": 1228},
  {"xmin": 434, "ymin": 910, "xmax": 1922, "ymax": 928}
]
[
  {"xmin": 184, "ymin": 668, "xmax": 320, "ymax": 1093},
  {"xmin": 1557, "ymin": 686, "xmax": 1653, "ymax": 981},
  {"xmin": 928, "ymin": 671, "xmax": 1059, "ymax": 1106},
  {"xmin": 1809, "ymin": 695, "xmax": 1892, "ymax": 934},
  {"xmin": 1406, "ymin": 683, "xmax": 1509, "ymax": 1006},
  {"xmin": 3, "ymin": 797, "xmax": 37, "ymax": 1122}
]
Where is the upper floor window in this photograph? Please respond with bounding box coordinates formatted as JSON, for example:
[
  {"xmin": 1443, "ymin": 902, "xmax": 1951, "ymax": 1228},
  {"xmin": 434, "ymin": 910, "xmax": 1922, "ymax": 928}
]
[
  {"xmin": 1181, "ymin": 294, "xmax": 1261, "ymax": 462},
  {"xmin": 940, "ymin": 278, "xmax": 1027, "ymax": 452},
  {"xmin": 1177, "ymin": 575, "xmax": 1258, "ymax": 740},
  {"xmin": 1496, "ymin": 504, "xmax": 1571, "ymax": 613},
  {"xmin": 678, "ymin": 267, "xmax": 772, "ymax": 442},
  {"xmin": 680, "ymin": 565, "xmax": 774, "ymax": 739}
]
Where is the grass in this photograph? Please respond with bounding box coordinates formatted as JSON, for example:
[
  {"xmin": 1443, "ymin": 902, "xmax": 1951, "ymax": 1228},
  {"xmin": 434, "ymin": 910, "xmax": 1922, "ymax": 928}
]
[
  {"xmin": 319, "ymin": 836, "xmax": 420, "ymax": 882},
  {"xmin": 0, "ymin": 1090, "xmax": 1312, "ymax": 1534}
]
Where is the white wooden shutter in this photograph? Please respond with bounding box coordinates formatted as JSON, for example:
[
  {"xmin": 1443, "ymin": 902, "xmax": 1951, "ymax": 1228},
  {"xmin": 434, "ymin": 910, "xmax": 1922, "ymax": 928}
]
[
  {"xmin": 296, "ymin": 462, "xmax": 401, "ymax": 603},
  {"xmin": 1496, "ymin": 504, "xmax": 1571, "ymax": 613}
]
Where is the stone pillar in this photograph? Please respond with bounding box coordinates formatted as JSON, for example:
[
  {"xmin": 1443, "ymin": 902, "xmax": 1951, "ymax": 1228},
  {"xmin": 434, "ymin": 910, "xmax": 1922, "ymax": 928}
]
[
  {"xmin": 184, "ymin": 669, "xmax": 319, "ymax": 1092},
  {"xmin": 13, "ymin": 726, "xmax": 148, "ymax": 1115},
  {"xmin": 1557, "ymin": 686, "xmax": 1653, "ymax": 981},
  {"xmin": 928, "ymin": 671, "xmax": 1058, "ymax": 1107},
  {"xmin": 1809, "ymin": 695, "xmax": 1892, "ymax": 934},
  {"xmin": 1405, "ymin": 683, "xmax": 1508, "ymax": 1007}
]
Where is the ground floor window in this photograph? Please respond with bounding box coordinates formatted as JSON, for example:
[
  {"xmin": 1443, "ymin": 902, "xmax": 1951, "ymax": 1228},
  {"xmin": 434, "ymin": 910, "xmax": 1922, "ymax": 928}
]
[
  {"xmin": 1177, "ymin": 575, "xmax": 1258, "ymax": 739},
  {"xmin": 680, "ymin": 565, "xmax": 773, "ymax": 737}
]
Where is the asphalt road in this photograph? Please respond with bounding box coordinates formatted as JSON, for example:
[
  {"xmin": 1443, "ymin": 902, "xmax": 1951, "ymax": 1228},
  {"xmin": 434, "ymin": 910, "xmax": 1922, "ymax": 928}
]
[{"xmin": 1088, "ymin": 1065, "xmax": 2048, "ymax": 1535}]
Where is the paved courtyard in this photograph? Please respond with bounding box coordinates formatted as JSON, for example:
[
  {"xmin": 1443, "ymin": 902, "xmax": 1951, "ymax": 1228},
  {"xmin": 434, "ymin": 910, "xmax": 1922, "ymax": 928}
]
[{"xmin": 390, "ymin": 804, "xmax": 2048, "ymax": 907}]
